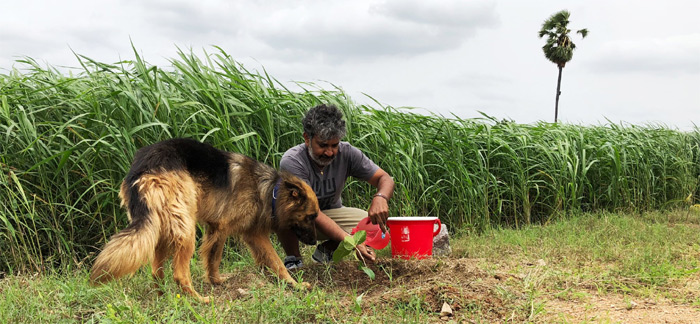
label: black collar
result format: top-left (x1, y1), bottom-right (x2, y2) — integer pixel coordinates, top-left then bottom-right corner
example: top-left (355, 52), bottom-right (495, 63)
top-left (271, 178), bottom-right (281, 218)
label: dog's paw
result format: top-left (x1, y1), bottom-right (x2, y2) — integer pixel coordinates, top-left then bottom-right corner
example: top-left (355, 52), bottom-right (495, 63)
top-left (207, 274), bottom-right (231, 285)
top-left (295, 281), bottom-right (311, 290)
top-left (200, 296), bottom-right (211, 304)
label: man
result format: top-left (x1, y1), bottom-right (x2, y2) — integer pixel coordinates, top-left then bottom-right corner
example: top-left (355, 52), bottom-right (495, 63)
top-left (279, 104), bottom-right (395, 269)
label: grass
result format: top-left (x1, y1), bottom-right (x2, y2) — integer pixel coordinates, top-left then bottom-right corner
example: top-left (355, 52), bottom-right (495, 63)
top-left (1, 47), bottom-right (699, 274)
top-left (457, 209), bottom-right (700, 301)
top-left (1, 209), bottom-right (699, 323)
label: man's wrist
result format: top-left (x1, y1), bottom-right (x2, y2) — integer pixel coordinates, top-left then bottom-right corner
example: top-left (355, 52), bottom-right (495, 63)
top-left (373, 193), bottom-right (389, 201)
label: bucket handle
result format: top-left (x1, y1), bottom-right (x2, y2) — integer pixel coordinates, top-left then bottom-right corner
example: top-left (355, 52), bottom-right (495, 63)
top-left (433, 218), bottom-right (442, 237)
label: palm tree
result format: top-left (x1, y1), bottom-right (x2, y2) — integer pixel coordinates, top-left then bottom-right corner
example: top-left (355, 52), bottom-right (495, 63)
top-left (538, 10), bottom-right (588, 123)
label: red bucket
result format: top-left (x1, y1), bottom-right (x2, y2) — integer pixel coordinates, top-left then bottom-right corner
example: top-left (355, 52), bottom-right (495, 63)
top-left (387, 217), bottom-right (441, 259)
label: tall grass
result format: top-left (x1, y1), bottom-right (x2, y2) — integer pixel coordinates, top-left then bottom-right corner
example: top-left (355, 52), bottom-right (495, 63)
top-left (1, 47), bottom-right (698, 273)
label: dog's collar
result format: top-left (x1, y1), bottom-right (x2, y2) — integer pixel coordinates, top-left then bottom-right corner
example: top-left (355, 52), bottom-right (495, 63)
top-left (271, 178), bottom-right (282, 219)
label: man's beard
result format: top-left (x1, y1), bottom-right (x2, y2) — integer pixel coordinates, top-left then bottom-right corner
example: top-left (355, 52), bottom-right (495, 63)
top-left (307, 145), bottom-right (334, 167)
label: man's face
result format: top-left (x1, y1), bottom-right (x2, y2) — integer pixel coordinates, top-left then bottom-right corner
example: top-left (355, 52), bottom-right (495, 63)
top-left (304, 134), bottom-right (340, 167)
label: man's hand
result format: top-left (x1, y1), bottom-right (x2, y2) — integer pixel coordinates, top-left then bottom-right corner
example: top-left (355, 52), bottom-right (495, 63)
top-left (367, 168), bottom-right (394, 233)
top-left (355, 243), bottom-right (376, 262)
top-left (368, 194), bottom-right (390, 233)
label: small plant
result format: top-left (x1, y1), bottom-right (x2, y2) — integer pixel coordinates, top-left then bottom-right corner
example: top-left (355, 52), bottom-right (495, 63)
top-left (379, 264), bottom-right (394, 282)
top-left (332, 230), bottom-right (375, 280)
top-left (353, 292), bottom-right (366, 313)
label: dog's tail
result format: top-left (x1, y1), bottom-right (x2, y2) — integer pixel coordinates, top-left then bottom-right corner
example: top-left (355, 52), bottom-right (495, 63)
top-left (90, 182), bottom-right (160, 284)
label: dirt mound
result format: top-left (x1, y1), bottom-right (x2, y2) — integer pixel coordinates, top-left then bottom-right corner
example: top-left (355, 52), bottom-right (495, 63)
top-left (211, 257), bottom-right (526, 322)
top-left (205, 257), bottom-right (700, 322)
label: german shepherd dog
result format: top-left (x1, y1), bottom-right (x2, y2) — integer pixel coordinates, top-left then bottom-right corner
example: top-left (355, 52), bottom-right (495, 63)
top-left (90, 138), bottom-right (319, 303)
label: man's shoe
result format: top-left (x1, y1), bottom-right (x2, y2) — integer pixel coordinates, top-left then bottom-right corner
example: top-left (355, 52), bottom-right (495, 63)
top-left (312, 243), bottom-right (335, 264)
top-left (284, 255), bottom-right (303, 270)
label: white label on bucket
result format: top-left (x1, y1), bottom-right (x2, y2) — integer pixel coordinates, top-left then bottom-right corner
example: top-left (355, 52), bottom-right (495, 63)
top-left (400, 226), bottom-right (410, 242)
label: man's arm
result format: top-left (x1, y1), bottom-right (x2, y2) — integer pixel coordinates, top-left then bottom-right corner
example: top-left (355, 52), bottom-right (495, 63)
top-left (315, 210), bottom-right (348, 242)
top-left (366, 168), bottom-right (394, 233)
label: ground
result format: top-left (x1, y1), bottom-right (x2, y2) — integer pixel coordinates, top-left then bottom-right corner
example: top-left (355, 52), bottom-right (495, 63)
top-left (207, 257), bottom-right (700, 323)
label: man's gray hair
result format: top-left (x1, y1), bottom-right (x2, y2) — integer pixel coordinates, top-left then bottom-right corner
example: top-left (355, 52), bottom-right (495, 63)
top-left (302, 104), bottom-right (347, 141)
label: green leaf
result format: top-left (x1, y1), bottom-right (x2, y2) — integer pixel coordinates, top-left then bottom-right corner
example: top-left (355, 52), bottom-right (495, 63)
top-left (353, 230), bottom-right (366, 245)
top-left (343, 234), bottom-right (356, 247)
top-left (332, 245), bottom-right (353, 263)
top-left (353, 292), bottom-right (365, 313)
top-left (332, 235), bottom-right (357, 262)
top-left (57, 148), bottom-right (74, 171)
top-left (360, 266), bottom-right (375, 280)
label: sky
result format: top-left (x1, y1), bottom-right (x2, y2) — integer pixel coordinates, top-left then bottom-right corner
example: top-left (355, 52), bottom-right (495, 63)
top-left (1, 0), bottom-right (699, 130)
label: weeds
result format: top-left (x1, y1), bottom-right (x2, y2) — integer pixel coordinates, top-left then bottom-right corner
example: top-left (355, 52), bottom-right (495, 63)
top-left (0, 211), bottom-right (699, 322)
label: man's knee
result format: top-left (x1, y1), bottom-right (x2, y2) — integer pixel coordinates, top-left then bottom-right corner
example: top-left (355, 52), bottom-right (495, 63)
top-left (323, 207), bottom-right (367, 232)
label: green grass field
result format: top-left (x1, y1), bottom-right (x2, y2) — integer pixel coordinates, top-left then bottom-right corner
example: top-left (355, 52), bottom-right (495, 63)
top-left (1, 210), bottom-right (699, 323)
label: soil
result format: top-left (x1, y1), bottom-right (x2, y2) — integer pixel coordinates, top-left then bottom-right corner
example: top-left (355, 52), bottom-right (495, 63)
top-left (209, 257), bottom-right (700, 323)
top-left (545, 294), bottom-right (700, 323)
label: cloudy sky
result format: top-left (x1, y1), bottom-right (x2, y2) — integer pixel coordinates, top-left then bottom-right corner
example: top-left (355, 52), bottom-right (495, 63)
top-left (2, 0), bottom-right (699, 130)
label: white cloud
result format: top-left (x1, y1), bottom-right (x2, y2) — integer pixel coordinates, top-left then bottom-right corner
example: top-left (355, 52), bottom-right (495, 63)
top-left (588, 34), bottom-right (700, 75)
top-left (139, 0), bottom-right (241, 38)
top-left (371, 0), bottom-right (499, 28)
top-left (246, 1), bottom-right (498, 61)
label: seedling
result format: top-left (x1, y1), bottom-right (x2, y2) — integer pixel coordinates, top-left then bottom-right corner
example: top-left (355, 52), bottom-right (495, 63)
top-left (332, 230), bottom-right (375, 280)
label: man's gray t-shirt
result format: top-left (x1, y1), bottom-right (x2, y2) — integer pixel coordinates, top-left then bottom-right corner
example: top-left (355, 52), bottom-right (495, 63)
top-left (280, 142), bottom-right (379, 210)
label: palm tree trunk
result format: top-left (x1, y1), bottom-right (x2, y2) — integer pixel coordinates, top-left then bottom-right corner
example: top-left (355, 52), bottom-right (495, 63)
top-left (554, 66), bottom-right (563, 123)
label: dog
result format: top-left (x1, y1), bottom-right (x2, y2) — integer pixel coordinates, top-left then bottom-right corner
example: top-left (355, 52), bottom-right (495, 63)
top-left (89, 138), bottom-right (319, 303)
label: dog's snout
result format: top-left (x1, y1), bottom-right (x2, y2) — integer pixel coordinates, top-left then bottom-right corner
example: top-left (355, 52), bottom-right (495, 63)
top-left (292, 224), bottom-right (317, 246)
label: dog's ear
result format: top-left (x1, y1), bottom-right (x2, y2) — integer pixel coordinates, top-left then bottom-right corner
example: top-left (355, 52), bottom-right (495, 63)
top-left (283, 180), bottom-right (303, 199)
top-left (280, 171), bottom-right (313, 203)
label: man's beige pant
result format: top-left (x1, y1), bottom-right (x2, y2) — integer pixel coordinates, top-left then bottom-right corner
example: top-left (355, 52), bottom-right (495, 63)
top-left (316, 207), bottom-right (367, 241)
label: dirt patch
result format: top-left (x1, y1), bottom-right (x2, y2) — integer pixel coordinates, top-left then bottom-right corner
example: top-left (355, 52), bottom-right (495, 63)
top-left (210, 257), bottom-right (528, 322)
top-left (543, 294), bottom-right (700, 323)
top-left (205, 255), bottom-right (700, 322)
top-left (310, 258), bottom-right (516, 319)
